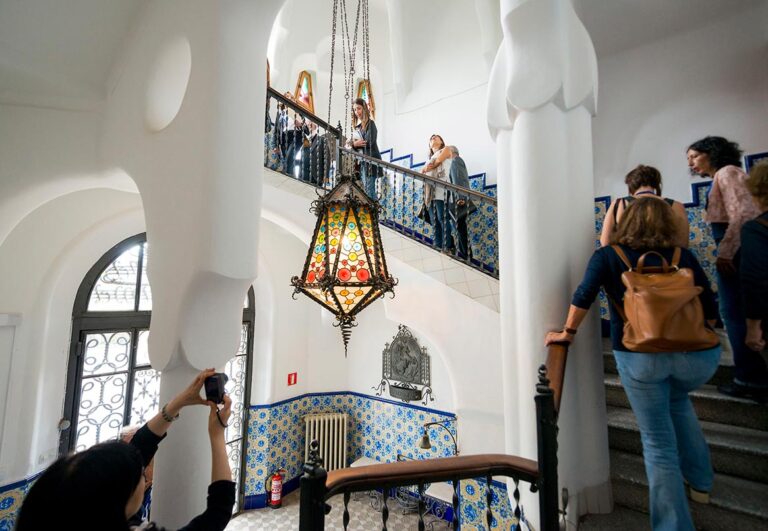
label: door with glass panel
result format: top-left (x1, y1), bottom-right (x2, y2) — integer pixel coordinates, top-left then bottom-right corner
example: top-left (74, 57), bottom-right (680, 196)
top-left (61, 233), bottom-right (254, 510)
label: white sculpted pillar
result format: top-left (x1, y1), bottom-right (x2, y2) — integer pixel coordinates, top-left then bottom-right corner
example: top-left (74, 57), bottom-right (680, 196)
top-left (487, 0), bottom-right (611, 526)
top-left (101, 0), bottom-right (285, 526)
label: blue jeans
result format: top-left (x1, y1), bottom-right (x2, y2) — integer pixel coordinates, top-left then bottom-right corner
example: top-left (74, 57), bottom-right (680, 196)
top-left (360, 162), bottom-right (377, 200)
top-left (429, 200), bottom-right (446, 249)
top-left (715, 270), bottom-right (768, 386)
top-left (614, 347), bottom-right (720, 531)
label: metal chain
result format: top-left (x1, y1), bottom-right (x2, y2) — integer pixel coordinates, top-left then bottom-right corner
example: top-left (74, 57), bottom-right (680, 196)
top-left (327, 0), bottom-right (339, 125)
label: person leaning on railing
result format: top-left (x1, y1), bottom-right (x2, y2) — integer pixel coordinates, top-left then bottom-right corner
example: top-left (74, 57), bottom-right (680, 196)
top-left (349, 98), bottom-right (381, 199)
top-left (741, 161), bottom-right (768, 360)
top-left (17, 369), bottom-right (235, 531)
top-left (422, 134), bottom-right (452, 251)
top-left (545, 197), bottom-right (720, 531)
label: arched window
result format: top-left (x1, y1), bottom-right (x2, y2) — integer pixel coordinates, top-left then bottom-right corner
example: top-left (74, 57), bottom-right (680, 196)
top-left (293, 70), bottom-right (315, 113)
top-left (61, 233), bottom-right (254, 509)
top-left (356, 78), bottom-right (375, 119)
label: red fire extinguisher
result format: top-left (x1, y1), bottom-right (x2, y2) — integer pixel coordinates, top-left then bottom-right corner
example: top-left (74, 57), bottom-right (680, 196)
top-left (265, 469), bottom-right (285, 509)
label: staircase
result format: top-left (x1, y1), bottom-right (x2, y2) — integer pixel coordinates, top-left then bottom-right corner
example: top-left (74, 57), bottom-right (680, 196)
top-left (582, 339), bottom-right (768, 530)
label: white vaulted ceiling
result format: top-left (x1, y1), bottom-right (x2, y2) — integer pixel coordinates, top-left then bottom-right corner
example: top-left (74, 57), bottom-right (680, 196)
top-left (0, 0), bottom-right (765, 110)
top-left (0, 0), bottom-right (147, 109)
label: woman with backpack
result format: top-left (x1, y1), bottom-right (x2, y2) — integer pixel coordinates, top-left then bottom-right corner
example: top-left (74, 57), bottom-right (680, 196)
top-left (546, 197), bottom-right (721, 531)
top-left (599, 164), bottom-right (689, 248)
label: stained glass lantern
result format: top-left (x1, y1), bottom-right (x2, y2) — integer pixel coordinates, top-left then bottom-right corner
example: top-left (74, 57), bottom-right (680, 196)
top-left (291, 174), bottom-right (397, 354)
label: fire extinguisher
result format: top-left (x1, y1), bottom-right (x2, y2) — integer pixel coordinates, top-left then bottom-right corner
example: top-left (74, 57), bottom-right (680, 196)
top-left (265, 469), bottom-right (285, 509)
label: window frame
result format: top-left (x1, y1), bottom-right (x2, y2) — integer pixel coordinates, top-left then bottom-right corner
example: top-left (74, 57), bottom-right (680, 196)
top-left (60, 233), bottom-right (255, 511)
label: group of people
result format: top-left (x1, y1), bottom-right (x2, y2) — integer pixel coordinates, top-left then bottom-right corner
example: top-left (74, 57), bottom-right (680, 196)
top-left (547, 135), bottom-right (768, 530)
top-left (266, 91), bottom-right (333, 187)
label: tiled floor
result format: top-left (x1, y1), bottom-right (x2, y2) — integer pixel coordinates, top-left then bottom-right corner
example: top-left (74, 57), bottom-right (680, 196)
top-left (227, 490), bottom-right (449, 531)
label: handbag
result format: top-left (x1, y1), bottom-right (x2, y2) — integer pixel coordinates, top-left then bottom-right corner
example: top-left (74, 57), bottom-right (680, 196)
top-left (417, 203), bottom-right (432, 225)
top-left (609, 245), bottom-right (720, 353)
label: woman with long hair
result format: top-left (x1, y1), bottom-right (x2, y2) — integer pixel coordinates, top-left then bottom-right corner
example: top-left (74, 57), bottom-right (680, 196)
top-left (546, 197), bottom-right (720, 530)
top-left (687, 136), bottom-right (767, 399)
top-left (350, 98), bottom-right (381, 199)
top-left (599, 164), bottom-right (689, 248)
top-left (17, 369), bottom-right (234, 531)
top-left (421, 134), bottom-right (453, 251)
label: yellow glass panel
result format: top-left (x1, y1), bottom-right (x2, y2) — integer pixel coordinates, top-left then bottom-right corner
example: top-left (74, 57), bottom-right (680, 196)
top-left (333, 286), bottom-right (371, 313)
top-left (335, 209), bottom-right (374, 284)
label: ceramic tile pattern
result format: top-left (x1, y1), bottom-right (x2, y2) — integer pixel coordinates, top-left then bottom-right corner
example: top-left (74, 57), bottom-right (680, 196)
top-left (0, 474), bottom-right (39, 531)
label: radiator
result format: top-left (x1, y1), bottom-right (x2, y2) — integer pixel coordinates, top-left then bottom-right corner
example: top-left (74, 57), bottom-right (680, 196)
top-left (304, 413), bottom-right (348, 471)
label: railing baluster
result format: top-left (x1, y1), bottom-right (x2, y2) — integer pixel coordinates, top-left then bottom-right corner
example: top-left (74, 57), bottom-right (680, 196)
top-left (343, 490), bottom-right (350, 531)
top-left (452, 478), bottom-right (460, 530)
top-left (382, 487), bottom-right (389, 531)
top-left (486, 473), bottom-right (494, 529)
top-left (513, 477), bottom-right (521, 521)
top-left (418, 481), bottom-right (426, 531)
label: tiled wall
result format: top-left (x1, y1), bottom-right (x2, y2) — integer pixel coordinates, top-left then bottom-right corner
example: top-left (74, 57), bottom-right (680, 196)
top-left (242, 391), bottom-right (524, 529)
top-left (243, 392), bottom-right (457, 508)
top-left (0, 474), bottom-right (40, 530)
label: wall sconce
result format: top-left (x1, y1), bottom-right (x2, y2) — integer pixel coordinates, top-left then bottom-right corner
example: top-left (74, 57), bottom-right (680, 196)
top-left (418, 419), bottom-right (458, 456)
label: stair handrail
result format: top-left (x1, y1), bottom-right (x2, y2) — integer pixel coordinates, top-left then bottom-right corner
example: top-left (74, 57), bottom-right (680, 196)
top-left (267, 86), bottom-right (342, 140)
top-left (299, 357), bottom-right (567, 530)
top-left (544, 343), bottom-right (568, 415)
top-left (338, 146), bottom-right (498, 206)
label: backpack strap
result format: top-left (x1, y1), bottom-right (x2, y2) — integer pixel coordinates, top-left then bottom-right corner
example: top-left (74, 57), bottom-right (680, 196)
top-left (664, 197), bottom-right (675, 206)
top-left (671, 247), bottom-right (682, 268)
top-left (611, 244), bottom-right (633, 270)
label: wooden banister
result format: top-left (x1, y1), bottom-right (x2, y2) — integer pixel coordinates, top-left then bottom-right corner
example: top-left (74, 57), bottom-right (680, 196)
top-left (324, 454), bottom-right (539, 499)
top-left (544, 343), bottom-right (569, 415)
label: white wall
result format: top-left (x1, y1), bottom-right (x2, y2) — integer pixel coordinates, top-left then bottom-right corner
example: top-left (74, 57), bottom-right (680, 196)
top-left (592, 3), bottom-right (768, 201)
top-left (260, 178), bottom-right (504, 455)
top-left (0, 190), bottom-right (144, 483)
top-left (0, 104), bottom-right (137, 247)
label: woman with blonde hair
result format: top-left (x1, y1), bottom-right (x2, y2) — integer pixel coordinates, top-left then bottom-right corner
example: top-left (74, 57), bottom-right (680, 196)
top-left (741, 161), bottom-right (768, 360)
top-left (546, 197), bottom-right (720, 530)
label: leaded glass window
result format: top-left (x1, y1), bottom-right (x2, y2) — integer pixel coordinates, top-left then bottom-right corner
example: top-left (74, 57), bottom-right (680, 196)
top-left (294, 70), bottom-right (315, 113)
top-left (63, 233), bottom-right (254, 511)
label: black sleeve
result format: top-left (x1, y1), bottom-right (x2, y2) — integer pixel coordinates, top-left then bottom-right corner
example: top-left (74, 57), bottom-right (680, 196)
top-left (740, 221), bottom-right (768, 319)
top-left (366, 121), bottom-right (379, 157)
top-left (177, 480), bottom-right (236, 531)
top-left (571, 249), bottom-right (609, 310)
top-left (130, 424), bottom-right (167, 467)
top-left (683, 249), bottom-right (719, 321)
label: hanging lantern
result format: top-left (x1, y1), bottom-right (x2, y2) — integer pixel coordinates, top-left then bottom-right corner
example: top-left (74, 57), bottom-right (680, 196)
top-left (291, 174), bottom-right (397, 354)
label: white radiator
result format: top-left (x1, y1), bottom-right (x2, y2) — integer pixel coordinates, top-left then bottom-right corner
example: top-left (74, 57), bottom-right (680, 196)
top-left (304, 412), bottom-right (348, 471)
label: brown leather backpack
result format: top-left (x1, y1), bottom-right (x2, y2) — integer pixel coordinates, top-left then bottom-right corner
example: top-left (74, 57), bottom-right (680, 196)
top-left (610, 245), bottom-right (720, 353)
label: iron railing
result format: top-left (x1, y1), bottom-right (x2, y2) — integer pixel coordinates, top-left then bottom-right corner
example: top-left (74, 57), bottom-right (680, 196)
top-left (264, 89), bottom-right (499, 278)
top-left (298, 343), bottom-right (568, 530)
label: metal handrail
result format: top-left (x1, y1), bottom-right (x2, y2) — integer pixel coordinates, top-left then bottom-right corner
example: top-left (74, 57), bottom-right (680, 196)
top-left (267, 86), bottom-right (341, 139)
top-left (338, 147), bottom-right (498, 206)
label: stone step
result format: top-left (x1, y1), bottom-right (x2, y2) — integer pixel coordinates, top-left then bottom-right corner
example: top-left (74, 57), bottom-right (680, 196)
top-left (610, 450), bottom-right (768, 530)
top-left (604, 375), bottom-right (768, 431)
top-left (579, 505), bottom-right (650, 530)
top-left (607, 406), bottom-right (768, 483)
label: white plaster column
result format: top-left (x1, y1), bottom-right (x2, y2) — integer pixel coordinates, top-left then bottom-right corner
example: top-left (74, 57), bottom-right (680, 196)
top-left (101, 0), bottom-right (285, 526)
top-left (384, 0), bottom-right (413, 102)
top-left (487, 0), bottom-right (611, 527)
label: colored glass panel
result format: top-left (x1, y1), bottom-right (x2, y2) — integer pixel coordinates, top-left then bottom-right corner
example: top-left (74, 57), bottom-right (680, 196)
top-left (299, 77), bottom-right (310, 107)
top-left (334, 209), bottom-right (373, 285)
top-left (333, 285), bottom-right (372, 313)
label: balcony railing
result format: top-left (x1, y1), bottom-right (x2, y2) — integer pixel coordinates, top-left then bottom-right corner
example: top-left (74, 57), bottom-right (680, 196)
top-left (265, 89), bottom-right (499, 278)
top-left (298, 343), bottom-right (568, 530)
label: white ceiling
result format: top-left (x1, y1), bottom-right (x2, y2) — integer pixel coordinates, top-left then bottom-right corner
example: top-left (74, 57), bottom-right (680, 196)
top-left (573, 0), bottom-right (767, 57)
top-left (0, 0), bottom-right (764, 109)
